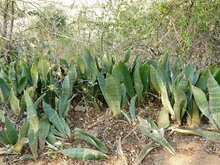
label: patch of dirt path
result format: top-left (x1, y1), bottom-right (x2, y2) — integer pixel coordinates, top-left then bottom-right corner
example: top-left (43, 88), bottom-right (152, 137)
top-left (146, 134), bottom-right (220, 165)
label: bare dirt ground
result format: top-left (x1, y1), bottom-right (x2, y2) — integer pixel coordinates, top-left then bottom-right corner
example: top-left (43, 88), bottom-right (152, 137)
top-left (1, 105), bottom-right (220, 165)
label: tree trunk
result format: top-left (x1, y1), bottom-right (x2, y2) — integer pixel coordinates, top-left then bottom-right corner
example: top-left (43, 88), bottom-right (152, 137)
top-left (9, 0), bottom-right (15, 41)
top-left (3, 0), bottom-right (9, 39)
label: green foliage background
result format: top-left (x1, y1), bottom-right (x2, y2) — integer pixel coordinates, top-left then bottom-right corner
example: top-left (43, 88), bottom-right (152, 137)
top-left (0, 0), bottom-right (219, 66)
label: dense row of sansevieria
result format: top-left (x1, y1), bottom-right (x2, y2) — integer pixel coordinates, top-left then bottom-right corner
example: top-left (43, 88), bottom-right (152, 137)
top-left (0, 50), bottom-right (219, 161)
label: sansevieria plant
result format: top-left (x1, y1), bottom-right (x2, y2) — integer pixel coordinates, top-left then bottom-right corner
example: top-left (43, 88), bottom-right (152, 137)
top-left (192, 73), bottom-right (220, 130)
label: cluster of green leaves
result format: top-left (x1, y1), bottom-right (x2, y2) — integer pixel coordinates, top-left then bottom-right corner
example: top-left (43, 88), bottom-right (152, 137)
top-left (0, 57), bottom-right (76, 158)
top-left (151, 55), bottom-right (220, 128)
top-left (79, 51), bottom-right (220, 129)
top-left (67, 50), bottom-right (220, 136)
top-left (0, 50), bottom-right (219, 160)
top-left (91, 52), bottom-right (220, 130)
